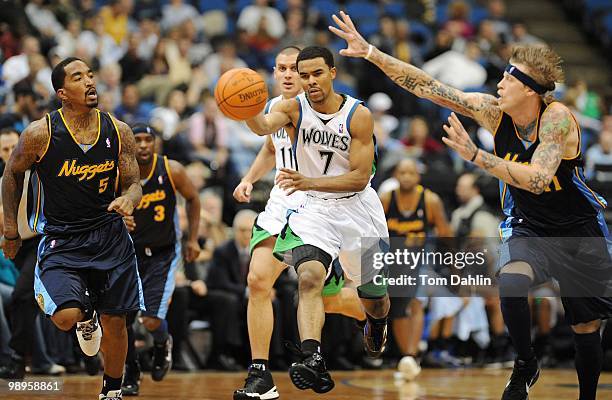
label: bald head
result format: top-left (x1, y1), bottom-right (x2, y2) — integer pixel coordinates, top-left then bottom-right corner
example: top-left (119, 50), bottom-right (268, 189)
top-left (456, 173), bottom-right (479, 204)
top-left (394, 158), bottom-right (420, 192)
top-left (233, 209), bottom-right (257, 249)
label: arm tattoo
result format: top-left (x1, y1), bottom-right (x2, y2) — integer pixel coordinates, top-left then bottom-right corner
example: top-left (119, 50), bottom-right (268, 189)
top-left (116, 120), bottom-right (142, 205)
top-left (506, 164), bottom-right (520, 185)
top-left (1, 118), bottom-right (48, 234)
top-left (528, 171), bottom-right (549, 194)
top-left (368, 48), bottom-right (501, 131)
top-left (480, 152), bottom-right (501, 170)
top-left (529, 106), bottom-right (572, 190)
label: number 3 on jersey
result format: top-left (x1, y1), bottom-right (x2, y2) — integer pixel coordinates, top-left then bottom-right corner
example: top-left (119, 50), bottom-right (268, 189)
top-left (154, 205), bottom-right (165, 222)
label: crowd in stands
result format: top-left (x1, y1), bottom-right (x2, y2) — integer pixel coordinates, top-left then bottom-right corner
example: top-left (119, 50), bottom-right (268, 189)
top-left (0, 0), bottom-right (611, 375)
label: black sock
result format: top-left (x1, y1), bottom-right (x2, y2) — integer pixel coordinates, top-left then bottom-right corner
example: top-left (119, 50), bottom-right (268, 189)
top-left (301, 339), bottom-right (321, 355)
top-left (251, 359), bottom-right (269, 370)
top-left (101, 374), bottom-right (123, 395)
top-left (574, 331), bottom-right (602, 400)
top-left (499, 273), bottom-right (534, 361)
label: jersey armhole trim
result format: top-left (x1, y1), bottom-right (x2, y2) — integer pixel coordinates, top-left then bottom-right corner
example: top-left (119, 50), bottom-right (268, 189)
top-left (39, 113), bottom-right (52, 163)
top-left (563, 112), bottom-right (581, 160)
top-left (143, 154), bottom-right (158, 183)
top-left (164, 156), bottom-right (177, 192)
top-left (492, 111), bottom-right (504, 138)
top-left (292, 98), bottom-right (302, 171)
top-left (345, 101), bottom-right (362, 137)
top-left (108, 112), bottom-right (122, 156)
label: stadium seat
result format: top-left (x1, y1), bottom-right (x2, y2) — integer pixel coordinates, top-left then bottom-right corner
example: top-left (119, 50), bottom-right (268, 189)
top-left (234, 0), bottom-right (252, 14)
top-left (344, 1), bottom-right (379, 22)
top-left (408, 20), bottom-right (434, 55)
top-left (359, 19), bottom-right (380, 39)
top-left (199, 0), bottom-right (229, 13)
top-left (311, 0), bottom-right (340, 18)
top-left (470, 6), bottom-right (489, 25)
top-left (383, 3), bottom-right (407, 18)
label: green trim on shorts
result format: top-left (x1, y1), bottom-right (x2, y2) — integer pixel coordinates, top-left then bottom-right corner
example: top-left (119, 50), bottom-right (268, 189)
top-left (358, 269), bottom-right (389, 298)
top-left (250, 223), bottom-right (273, 254)
top-left (322, 273), bottom-right (344, 297)
top-left (273, 224), bottom-right (304, 261)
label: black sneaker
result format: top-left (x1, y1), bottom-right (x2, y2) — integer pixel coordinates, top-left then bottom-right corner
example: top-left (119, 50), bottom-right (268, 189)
top-left (122, 360), bottom-right (141, 396)
top-left (289, 352), bottom-right (335, 393)
top-left (233, 364), bottom-right (279, 400)
top-left (501, 357), bottom-right (540, 400)
top-left (363, 318), bottom-right (387, 358)
top-left (0, 356), bottom-right (25, 379)
top-left (151, 335), bottom-right (173, 382)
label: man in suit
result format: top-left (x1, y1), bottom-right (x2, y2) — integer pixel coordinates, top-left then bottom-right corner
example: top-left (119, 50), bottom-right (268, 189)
top-left (203, 209), bottom-right (257, 369)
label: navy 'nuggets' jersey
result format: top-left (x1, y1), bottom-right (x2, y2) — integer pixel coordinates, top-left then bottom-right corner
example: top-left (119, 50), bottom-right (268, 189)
top-left (494, 101), bottom-right (605, 230)
top-left (132, 154), bottom-right (178, 249)
top-left (386, 186), bottom-right (431, 240)
top-left (28, 109), bottom-right (121, 235)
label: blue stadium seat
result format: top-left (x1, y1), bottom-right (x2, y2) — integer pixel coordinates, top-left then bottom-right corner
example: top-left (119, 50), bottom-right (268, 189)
top-left (436, 4), bottom-right (448, 25)
top-left (276, 0), bottom-right (288, 14)
top-left (311, 0), bottom-right (340, 17)
top-left (359, 19), bottom-right (380, 39)
top-left (470, 6), bottom-right (489, 25)
top-left (344, 1), bottom-right (379, 22)
top-left (408, 20), bottom-right (434, 56)
top-left (199, 0), bottom-right (229, 13)
top-left (383, 3), bottom-right (406, 18)
top-left (235, 0), bottom-right (253, 14)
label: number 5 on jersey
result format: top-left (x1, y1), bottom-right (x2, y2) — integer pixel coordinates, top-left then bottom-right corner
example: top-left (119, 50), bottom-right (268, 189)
top-left (99, 177), bottom-right (109, 193)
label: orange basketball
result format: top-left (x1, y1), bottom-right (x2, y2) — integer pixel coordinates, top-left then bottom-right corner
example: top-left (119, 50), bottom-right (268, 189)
top-left (214, 68), bottom-right (268, 121)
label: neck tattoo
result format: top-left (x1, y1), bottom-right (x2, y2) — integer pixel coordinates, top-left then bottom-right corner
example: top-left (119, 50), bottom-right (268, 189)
top-left (516, 119), bottom-right (537, 141)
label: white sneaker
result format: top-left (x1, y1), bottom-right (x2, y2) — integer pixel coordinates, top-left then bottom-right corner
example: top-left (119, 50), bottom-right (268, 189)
top-left (76, 311), bottom-right (102, 356)
top-left (99, 389), bottom-right (122, 399)
top-left (397, 356), bottom-right (422, 381)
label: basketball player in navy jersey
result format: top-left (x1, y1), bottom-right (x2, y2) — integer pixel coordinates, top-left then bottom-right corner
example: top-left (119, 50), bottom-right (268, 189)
top-left (381, 158), bottom-right (453, 378)
top-left (120, 124), bottom-right (201, 396)
top-left (1, 57), bottom-right (143, 400)
top-left (331, 11), bottom-right (612, 400)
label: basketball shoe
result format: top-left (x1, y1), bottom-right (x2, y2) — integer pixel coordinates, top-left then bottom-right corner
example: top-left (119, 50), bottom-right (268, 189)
top-left (501, 357), bottom-right (540, 400)
top-left (76, 311), bottom-right (102, 356)
top-left (99, 389), bottom-right (122, 399)
top-left (289, 350), bottom-right (334, 393)
top-left (121, 360), bottom-right (141, 396)
top-left (363, 318), bottom-right (387, 358)
top-left (151, 335), bottom-right (173, 381)
top-left (233, 363), bottom-right (279, 400)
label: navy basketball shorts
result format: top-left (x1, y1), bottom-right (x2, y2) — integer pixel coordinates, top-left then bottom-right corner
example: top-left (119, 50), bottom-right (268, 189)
top-left (135, 243), bottom-right (182, 320)
top-left (498, 218), bottom-right (612, 325)
top-left (34, 218), bottom-right (145, 317)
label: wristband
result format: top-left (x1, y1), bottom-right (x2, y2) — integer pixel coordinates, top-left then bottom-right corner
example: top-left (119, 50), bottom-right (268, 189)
top-left (470, 148), bottom-right (479, 162)
top-left (3, 234), bottom-right (20, 241)
top-left (365, 44), bottom-right (374, 60)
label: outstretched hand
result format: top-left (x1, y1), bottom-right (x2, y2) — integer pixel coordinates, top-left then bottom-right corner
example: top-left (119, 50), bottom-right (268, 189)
top-left (442, 113), bottom-right (479, 162)
top-left (328, 11), bottom-right (370, 58)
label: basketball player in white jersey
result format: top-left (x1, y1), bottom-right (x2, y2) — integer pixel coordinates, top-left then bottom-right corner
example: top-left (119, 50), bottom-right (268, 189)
top-left (244, 46), bottom-right (390, 394)
top-left (233, 46), bottom-right (366, 400)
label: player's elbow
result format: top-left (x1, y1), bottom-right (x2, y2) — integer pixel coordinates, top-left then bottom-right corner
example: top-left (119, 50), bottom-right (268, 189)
top-left (353, 173), bottom-right (370, 191)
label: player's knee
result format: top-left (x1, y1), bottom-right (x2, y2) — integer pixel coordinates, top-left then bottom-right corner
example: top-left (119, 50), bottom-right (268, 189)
top-left (247, 270), bottom-right (273, 298)
top-left (51, 310), bottom-right (80, 331)
top-left (297, 266), bottom-right (325, 294)
top-left (142, 316), bottom-right (161, 331)
top-left (100, 314), bottom-right (127, 336)
top-left (571, 319), bottom-right (601, 334)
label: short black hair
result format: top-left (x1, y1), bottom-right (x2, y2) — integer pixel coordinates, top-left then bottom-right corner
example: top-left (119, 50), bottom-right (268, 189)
top-left (0, 127), bottom-right (19, 137)
top-left (296, 46), bottom-right (334, 70)
top-left (13, 81), bottom-right (35, 99)
top-left (51, 57), bottom-right (84, 92)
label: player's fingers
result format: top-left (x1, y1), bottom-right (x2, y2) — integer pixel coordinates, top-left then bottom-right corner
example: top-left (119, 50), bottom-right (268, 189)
top-left (328, 25), bottom-right (349, 40)
top-left (441, 136), bottom-right (458, 150)
top-left (245, 185), bottom-right (252, 196)
top-left (448, 112), bottom-right (465, 133)
top-left (340, 11), bottom-right (358, 32)
top-left (442, 124), bottom-right (457, 139)
top-left (331, 14), bottom-right (351, 32)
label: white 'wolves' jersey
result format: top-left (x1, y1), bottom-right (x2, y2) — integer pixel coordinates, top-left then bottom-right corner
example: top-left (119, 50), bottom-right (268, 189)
top-left (265, 96), bottom-right (296, 175)
top-left (294, 92), bottom-right (370, 199)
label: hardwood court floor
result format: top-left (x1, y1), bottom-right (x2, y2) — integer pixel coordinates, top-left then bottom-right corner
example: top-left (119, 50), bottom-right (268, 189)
top-left (2, 369), bottom-right (611, 399)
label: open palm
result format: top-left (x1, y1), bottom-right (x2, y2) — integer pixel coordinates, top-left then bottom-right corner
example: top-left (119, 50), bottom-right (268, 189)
top-left (328, 11), bottom-right (370, 58)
